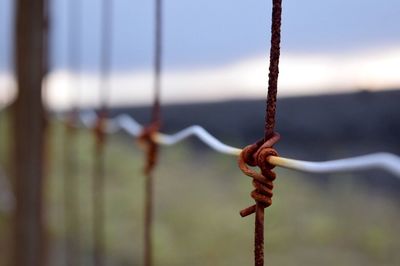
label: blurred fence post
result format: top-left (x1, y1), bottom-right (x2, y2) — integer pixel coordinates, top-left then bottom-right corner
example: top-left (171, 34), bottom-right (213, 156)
top-left (12, 0), bottom-right (48, 265)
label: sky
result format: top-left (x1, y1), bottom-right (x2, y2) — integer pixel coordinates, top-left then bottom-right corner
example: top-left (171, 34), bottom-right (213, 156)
top-left (1, 0), bottom-right (400, 109)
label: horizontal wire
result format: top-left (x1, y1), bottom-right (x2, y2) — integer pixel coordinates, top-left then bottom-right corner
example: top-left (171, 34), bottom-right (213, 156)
top-left (75, 111), bottom-right (400, 178)
top-left (155, 127), bottom-right (242, 155)
top-left (270, 154), bottom-right (400, 177)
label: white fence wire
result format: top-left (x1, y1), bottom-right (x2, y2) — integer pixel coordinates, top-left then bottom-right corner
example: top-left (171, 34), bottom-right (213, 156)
top-left (78, 111), bottom-right (400, 178)
top-left (1, 110), bottom-right (398, 212)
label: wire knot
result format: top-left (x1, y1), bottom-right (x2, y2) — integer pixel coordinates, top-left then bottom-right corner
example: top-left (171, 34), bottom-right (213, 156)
top-left (94, 109), bottom-right (108, 146)
top-left (239, 132), bottom-right (280, 217)
top-left (138, 122), bottom-right (160, 175)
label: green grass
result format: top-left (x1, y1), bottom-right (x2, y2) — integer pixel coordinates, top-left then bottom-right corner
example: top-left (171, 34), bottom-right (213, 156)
top-left (1, 118), bottom-right (400, 265)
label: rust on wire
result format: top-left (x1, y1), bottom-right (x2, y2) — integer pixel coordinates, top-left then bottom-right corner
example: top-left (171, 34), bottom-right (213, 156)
top-left (63, 107), bottom-right (81, 266)
top-left (139, 0), bottom-right (163, 265)
top-left (94, 109), bottom-right (108, 147)
top-left (138, 122), bottom-right (161, 266)
top-left (92, 108), bottom-right (107, 266)
top-left (137, 121), bottom-right (160, 266)
top-left (92, 0), bottom-right (114, 265)
top-left (64, 1), bottom-right (82, 252)
top-left (239, 1), bottom-right (283, 266)
top-left (138, 122), bottom-right (161, 176)
top-left (239, 133), bottom-right (280, 218)
top-left (64, 0), bottom-right (83, 264)
top-left (238, 133), bottom-right (279, 266)
top-left (152, 0), bottom-right (162, 124)
top-left (264, 0), bottom-right (282, 141)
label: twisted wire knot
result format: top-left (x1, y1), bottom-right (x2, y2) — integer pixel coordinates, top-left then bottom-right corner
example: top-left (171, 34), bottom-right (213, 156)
top-left (138, 122), bottom-right (160, 175)
top-left (239, 133), bottom-right (280, 217)
top-left (94, 110), bottom-right (108, 146)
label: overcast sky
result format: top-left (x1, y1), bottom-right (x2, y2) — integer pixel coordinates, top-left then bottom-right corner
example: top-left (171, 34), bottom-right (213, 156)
top-left (1, 0), bottom-right (400, 71)
top-left (1, 0), bottom-right (400, 108)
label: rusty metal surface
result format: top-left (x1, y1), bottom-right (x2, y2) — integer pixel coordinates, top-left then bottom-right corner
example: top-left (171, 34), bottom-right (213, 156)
top-left (239, 133), bottom-right (279, 266)
top-left (63, 112), bottom-right (81, 266)
top-left (152, 0), bottom-right (163, 125)
top-left (138, 1), bottom-right (164, 265)
top-left (92, 109), bottom-right (107, 266)
top-left (94, 109), bottom-right (108, 147)
top-left (138, 121), bottom-right (160, 266)
top-left (264, 0), bottom-right (282, 141)
top-left (240, 1), bottom-right (283, 265)
top-left (91, 0), bottom-right (115, 264)
top-left (139, 122), bottom-right (160, 176)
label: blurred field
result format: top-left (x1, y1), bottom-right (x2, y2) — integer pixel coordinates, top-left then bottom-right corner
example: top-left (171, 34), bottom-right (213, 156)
top-left (1, 110), bottom-right (400, 265)
top-left (45, 119), bottom-right (400, 265)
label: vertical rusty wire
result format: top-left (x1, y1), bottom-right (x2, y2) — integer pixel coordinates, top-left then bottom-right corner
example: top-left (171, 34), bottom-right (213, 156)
top-left (63, 111), bottom-right (80, 266)
top-left (92, 0), bottom-right (113, 265)
top-left (141, 1), bottom-right (163, 266)
top-left (99, 0), bottom-right (113, 110)
top-left (264, 0), bottom-right (282, 141)
top-left (239, 1), bottom-right (283, 266)
top-left (92, 109), bottom-right (107, 266)
top-left (257, 1), bottom-right (282, 265)
top-left (152, 0), bottom-right (162, 124)
top-left (63, 0), bottom-right (82, 265)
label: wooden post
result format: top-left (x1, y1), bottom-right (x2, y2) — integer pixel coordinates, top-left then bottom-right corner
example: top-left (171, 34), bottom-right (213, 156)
top-left (12, 0), bottom-right (47, 265)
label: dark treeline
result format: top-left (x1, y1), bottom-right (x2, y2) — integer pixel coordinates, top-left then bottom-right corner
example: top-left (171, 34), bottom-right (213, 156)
top-left (111, 90), bottom-right (400, 158)
top-left (110, 89), bottom-right (400, 191)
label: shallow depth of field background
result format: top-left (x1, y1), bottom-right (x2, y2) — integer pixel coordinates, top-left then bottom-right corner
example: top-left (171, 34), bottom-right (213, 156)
top-left (1, 112), bottom-right (400, 266)
top-left (1, 0), bottom-right (400, 265)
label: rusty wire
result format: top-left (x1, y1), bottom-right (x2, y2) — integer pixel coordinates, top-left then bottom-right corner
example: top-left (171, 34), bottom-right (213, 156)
top-left (93, 109), bottom-right (107, 266)
top-left (152, 0), bottom-right (162, 125)
top-left (138, 121), bottom-right (159, 266)
top-left (56, 0), bottom-right (400, 264)
top-left (92, 0), bottom-right (114, 265)
top-left (239, 134), bottom-right (280, 266)
top-left (63, 109), bottom-right (81, 266)
top-left (64, 0), bottom-right (82, 265)
top-left (264, 0), bottom-right (282, 141)
top-left (138, 1), bottom-right (163, 265)
top-left (239, 1), bottom-right (283, 265)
